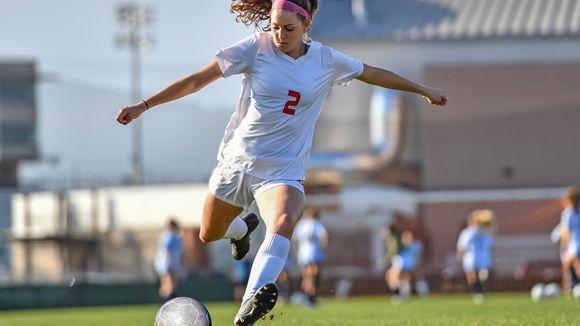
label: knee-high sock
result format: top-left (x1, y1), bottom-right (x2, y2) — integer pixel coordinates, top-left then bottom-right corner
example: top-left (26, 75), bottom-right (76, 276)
top-left (399, 280), bottom-right (411, 298)
top-left (469, 278), bottom-right (483, 295)
top-left (223, 216), bottom-right (247, 240)
top-left (570, 266), bottom-right (579, 287)
top-left (242, 233), bottom-right (290, 302)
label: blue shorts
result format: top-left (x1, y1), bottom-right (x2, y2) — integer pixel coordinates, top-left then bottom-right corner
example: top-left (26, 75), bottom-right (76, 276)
top-left (392, 255), bottom-right (416, 272)
top-left (155, 262), bottom-right (179, 276)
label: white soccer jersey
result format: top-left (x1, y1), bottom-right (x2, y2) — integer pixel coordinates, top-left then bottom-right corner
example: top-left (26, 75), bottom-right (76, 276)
top-left (214, 32), bottom-right (364, 180)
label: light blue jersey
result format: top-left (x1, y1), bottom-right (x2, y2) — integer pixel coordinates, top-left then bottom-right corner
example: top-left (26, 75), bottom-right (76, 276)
top-left (561, 207), bottom-right (580, 257)
top-left (457, 226), bottom-right (493, 272)
top-left (155, 230), bottom-right (183, 275)
top-left (293, 218), bottom-right (328, 266)
top-left (392, 240), bottom-right (423, 272)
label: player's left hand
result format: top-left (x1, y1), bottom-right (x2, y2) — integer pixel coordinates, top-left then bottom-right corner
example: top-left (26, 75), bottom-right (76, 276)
top-left (422, 87), bottom-right (448, 106)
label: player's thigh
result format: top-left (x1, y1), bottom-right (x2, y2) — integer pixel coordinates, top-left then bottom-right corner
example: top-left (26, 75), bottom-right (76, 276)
top-left (255, 185), bottom-right (305, 236)
top-left (200, 192), bottom-right (244, 241)
top-left (400, 271), bottom-right (412, 281)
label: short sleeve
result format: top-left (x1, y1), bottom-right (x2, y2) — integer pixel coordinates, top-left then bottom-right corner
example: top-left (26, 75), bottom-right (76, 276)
top-left (214, 33), bottom-right (261, 77)
top-left (292, 221), bottom-right (304, 241)
top-left (315, 223), bottom-right (327, 239)
top-left (457, 230), bottom-right (469, 250)
top-left (159, 232), bottom-right (171, 249)
top-left (550, 223), bottom-right (562, 242)
top-left (561, 209), bottom-right (572, 229)
top-left (330, 47), bottom-right (364, 86)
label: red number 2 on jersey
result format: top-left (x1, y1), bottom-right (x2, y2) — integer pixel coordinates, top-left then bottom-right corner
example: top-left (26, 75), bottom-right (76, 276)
top-left (282, 90), bottom-right (301, 115)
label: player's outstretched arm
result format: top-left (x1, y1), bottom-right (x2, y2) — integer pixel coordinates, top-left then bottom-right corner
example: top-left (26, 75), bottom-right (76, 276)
top-left (116, 59), bottom-right (223, 125)
top-left (356, 64), bottom-right (447, 106)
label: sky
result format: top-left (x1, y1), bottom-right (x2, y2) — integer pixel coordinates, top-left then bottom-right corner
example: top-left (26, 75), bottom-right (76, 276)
top-left (0, 0), bottom-right (257, 187)
top-left (0, 0), bottom-right (252, 107)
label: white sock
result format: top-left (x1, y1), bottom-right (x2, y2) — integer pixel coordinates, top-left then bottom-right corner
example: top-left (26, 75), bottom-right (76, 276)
top-left (415, 278), bottom-right (430, 297)
top-left (242, 233), bottom-right (290, 302)
top-left (400, 280), bottom-right (411, 298)
top-left (223, 216), bottom-right (248, 241)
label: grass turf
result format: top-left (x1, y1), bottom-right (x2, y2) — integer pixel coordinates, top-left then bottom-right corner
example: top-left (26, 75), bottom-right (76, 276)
top-left (0, 294), bottom-right (578, 325)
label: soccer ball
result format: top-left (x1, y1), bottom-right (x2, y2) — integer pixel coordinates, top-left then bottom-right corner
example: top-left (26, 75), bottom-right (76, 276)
top-left (154, 297), bottom-right (212, 326)
top-left (530, 283), bottom-right (545, 301)
top-left (573, 284), bottom-right (580, 300)
top-left (543, 283), bottom-right (561, 299)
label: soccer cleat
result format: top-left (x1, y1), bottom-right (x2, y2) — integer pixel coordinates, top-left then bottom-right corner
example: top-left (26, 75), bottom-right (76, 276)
top-left (231, 213), bottom-right (260, 260)
top-left (234, 283), bottom-right (278, 325)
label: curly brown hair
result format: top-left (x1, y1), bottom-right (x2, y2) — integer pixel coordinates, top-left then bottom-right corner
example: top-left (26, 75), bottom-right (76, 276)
top-left (230, 0), bottom-right (319, 31)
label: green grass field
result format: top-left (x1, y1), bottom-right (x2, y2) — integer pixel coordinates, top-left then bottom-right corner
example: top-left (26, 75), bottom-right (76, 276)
top-left (0, 294), bottom-right (578, 326)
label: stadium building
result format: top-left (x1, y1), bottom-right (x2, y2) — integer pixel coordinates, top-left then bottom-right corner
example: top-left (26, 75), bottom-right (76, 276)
top-left (306, 0), bottom-right (580, 293)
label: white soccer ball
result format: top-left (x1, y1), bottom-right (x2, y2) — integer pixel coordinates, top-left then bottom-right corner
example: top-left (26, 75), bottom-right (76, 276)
top-left (573, 284), bottom-right (580, 300)
top-left (154, 297), bottom-right (212, 326)
top-left (543, 283), bottom-right (561, 299)
top-left (530, 283), bottom-right (545, 302)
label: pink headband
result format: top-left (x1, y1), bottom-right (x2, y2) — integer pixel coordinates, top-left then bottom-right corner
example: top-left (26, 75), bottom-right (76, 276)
top-left (271, 0), bottom-right (309, 18)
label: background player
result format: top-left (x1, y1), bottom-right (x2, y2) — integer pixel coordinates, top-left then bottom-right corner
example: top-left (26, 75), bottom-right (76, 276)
top-left (558, 187), bottom-right (580, 294)
top-left (457, 209), bottom-right (495, 304)
top-left (293, 207), bottom-right (328, 307)
top-left (386, 230), bottom-right (424, 302)
top-left (154, 218), bottom-right (183, 303)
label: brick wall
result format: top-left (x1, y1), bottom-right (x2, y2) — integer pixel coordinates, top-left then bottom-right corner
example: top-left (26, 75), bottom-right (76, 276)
top-left (423, 64), bottom-right (580, 190)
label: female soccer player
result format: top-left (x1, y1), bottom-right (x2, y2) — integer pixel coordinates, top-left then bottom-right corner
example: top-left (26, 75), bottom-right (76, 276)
top-left (559, 187), bottom-right (580, 293)
top-left (293, 207), bottom-right (328, 306)
top-left (386, 230), bottom-right (425, 302)
top-left (456, 209), bottom-right (495, 304)
top-left (154, 218), bottom-right (183, 303)
top-left (116, 0), bottom-right (447, 324)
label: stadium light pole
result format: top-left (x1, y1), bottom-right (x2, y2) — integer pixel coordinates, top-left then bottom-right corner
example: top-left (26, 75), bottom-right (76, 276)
top-left (115, 2), bottom-right (153, 185)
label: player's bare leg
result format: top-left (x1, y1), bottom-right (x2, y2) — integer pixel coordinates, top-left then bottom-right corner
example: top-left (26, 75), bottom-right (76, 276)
top-left (199, 193), bottom-right (244, 243)
top-left (465, 270), bottom-right (484, 304)
top-left (301, 263), bottom-right (320, 306)
top-left (256, 185), bottom-right (305, 238)
top-left (199, 193), bottom-right (260, 260)
top-left (387, 266), bottom-right (402, 292)
top-left (159, 273), bottom-right (177, 303)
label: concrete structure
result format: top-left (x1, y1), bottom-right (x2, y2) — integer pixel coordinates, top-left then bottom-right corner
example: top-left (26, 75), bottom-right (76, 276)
top-left (8, 184), bottom-right (210, 283)
top-left (311, 0), bottom-right (580, 189)
top-left (0, 62), bottom-right (37, 187)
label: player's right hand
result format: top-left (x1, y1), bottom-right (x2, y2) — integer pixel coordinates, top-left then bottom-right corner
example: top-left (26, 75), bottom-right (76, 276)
top-left (116, 102), bottom-right (147, 125)
top-left (422, 87), bottom-right (448, 107)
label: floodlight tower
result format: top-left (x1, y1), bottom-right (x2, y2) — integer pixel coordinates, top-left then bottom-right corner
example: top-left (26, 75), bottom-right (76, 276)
top-left (115, 2), bottom-right (153, 185)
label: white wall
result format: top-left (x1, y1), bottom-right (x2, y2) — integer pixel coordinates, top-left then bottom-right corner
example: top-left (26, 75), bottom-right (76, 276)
top-left (11, 183), bottom-right (209, 237)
